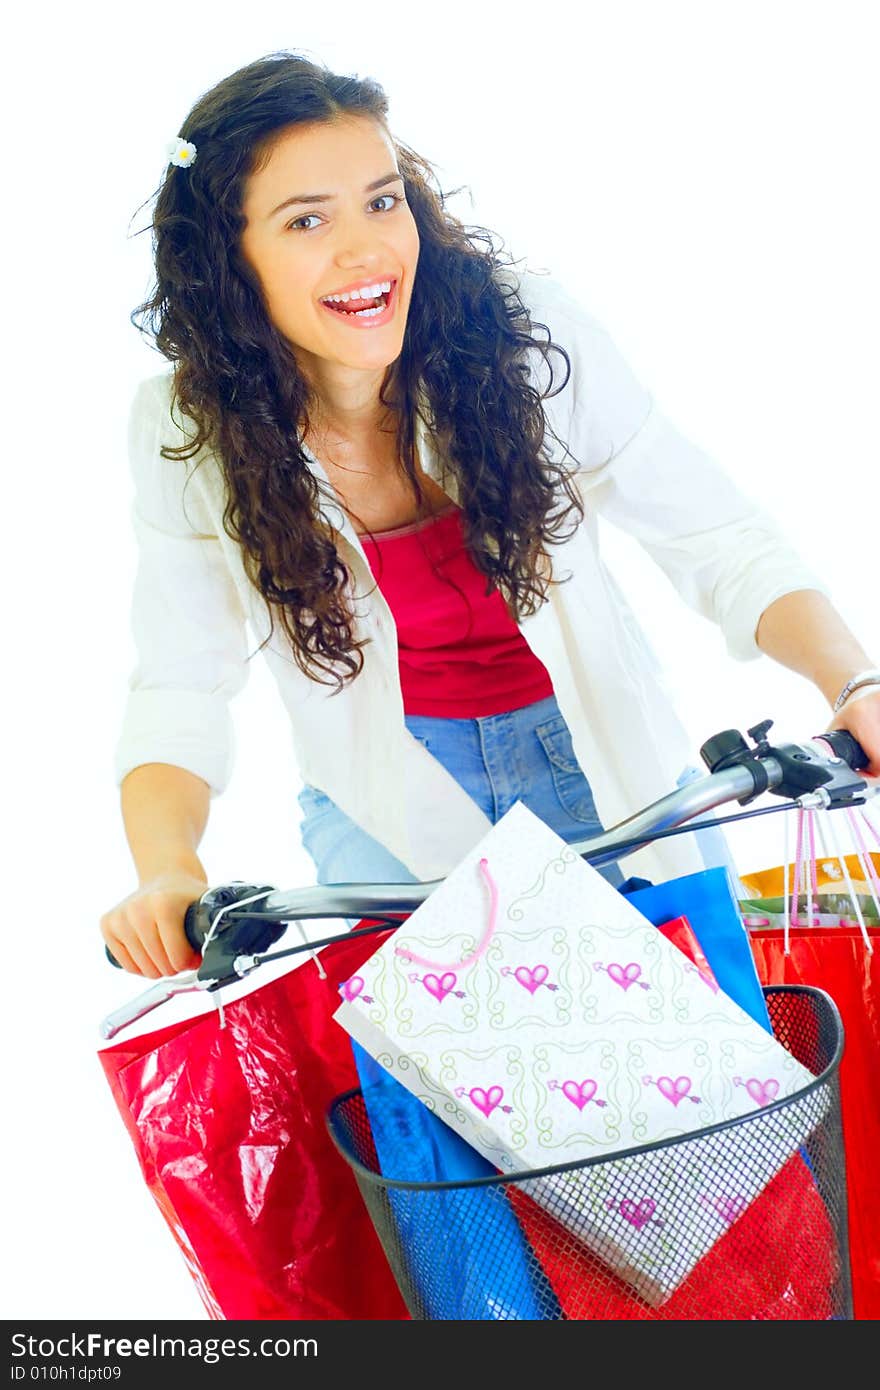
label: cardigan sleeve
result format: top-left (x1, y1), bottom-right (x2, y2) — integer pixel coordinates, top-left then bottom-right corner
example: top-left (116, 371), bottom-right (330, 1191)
top-left (527, 273), bottom-right (830, 660)
top-left (112, 375), bottom-right (250, 794)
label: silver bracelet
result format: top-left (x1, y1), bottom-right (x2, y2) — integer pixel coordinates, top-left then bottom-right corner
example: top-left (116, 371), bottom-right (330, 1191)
top-left (833, 669), bottom-right (880, 712)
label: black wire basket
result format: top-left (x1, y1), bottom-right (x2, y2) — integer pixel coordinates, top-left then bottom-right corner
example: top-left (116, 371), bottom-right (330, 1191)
top-left (327, 986), bottom-right (851, 1320)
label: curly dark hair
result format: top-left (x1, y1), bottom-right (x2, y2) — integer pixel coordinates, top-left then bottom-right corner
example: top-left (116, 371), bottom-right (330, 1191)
top-left (132, 50), bottom-right (583, 690)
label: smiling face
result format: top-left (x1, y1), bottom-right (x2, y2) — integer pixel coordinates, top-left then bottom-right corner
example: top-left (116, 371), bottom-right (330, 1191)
top-left (239, 115), bottom-right (420, 410)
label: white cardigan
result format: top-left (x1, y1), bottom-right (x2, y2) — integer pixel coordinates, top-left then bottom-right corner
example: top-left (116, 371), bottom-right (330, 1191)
top-left (114, 269), bottom-right (825, 883)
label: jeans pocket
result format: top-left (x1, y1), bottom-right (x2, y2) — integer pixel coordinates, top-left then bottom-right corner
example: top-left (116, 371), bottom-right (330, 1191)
top-left (534, 715), bottom-right (601, 825)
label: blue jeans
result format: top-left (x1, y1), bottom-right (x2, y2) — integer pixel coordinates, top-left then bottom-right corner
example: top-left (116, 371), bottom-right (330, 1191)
top-left (297, 693), bottom-right (624, 888)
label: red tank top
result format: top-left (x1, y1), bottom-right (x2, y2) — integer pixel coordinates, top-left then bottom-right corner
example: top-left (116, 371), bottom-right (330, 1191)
top-left (360, 504), bottom-right (554, 717)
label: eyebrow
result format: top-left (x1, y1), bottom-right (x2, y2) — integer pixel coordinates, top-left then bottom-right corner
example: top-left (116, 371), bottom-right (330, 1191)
top-left (268, 172), bottom-right (405, 219)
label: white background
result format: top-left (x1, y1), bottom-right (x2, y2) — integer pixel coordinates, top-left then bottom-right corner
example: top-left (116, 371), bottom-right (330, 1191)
top-left (4, 0), bottom-right (877, 1321)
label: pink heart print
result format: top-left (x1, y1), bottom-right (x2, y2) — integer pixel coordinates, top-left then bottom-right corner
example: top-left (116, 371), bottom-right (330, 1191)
top-left (514, 964), bottom-right (549, 995)
top-left (715, 1196), bottom-right (747, 1225)
top-left (422, 972), bottom-right (458, 1002)
top-left (469, 1086), bottom-right (504, 1118)
top-left (607, 962), bottom-right (642, 990)
top-left (561, 1079), bottom-right (598, 1111)
top-left (657, 1075), bottom-right (692, 1106)
top-left (619, 1199), bottom-right (656, 1230)
top-left (745, 1078), bottom-right (780, 1106)
top-left (340, 976), bottom-right (364, 1002)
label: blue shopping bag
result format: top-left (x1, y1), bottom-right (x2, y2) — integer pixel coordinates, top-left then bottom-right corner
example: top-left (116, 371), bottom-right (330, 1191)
top-left (622, 867), bottom-right (771, 1032)
top-left (351, 1041), bottom-right (559, 1320)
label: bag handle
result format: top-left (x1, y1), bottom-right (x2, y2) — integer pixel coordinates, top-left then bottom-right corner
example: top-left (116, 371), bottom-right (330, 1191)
top-left (789, 807), bottom-right (876, 953)
top-left (844, 809), bottom-right (880, 936)
top-left (394, 857), bottom-right (498, 971)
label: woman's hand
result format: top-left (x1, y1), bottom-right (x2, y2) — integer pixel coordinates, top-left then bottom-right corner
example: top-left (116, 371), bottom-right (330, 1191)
top-left (753, 592), bottom-right (879, 777)
top-left (827, 687), bottom-right (880, 779)
top-left (100, 871), bottom-right (207, 978)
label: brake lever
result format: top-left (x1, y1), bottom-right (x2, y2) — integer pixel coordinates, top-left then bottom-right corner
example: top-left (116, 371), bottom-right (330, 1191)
top-left (99, 969), bottom-right (204, 1041)
top-left (99, 922), bottom-right (278, 1041)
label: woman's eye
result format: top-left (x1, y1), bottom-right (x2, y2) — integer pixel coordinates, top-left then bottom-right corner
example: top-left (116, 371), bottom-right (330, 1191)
top-left (286, 193), bottom-right (403, 232)
top-left (288, 213), bottom-right (322, 231)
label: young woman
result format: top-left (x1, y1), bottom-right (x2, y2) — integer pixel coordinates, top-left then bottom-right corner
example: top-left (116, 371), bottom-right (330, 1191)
top-left (100, 51), bottom-right (879, 979)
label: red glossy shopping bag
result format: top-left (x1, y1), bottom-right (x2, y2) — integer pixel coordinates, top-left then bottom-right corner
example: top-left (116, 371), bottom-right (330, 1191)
top-left (749, 925), bottom-right (880, 1320)
top-left (98, 928), bottom-right (408, 1321)
top-left (509, 1151), bottom-right (836, 1320)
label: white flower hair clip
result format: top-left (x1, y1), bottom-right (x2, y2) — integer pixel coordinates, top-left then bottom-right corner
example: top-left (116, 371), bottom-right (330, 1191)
top-left (167, 136), bottom-right (197, 169)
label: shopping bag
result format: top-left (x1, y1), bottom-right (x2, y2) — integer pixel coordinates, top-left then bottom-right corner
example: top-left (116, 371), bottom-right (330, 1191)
top-left (350, 1041), bottom-right (560, 1320)
top-left (335, 802), bottom-right (821, 1306)
top-left (740, 851), bottom-right (880, 903)
top-left (742, 802), bottom-right (880, 1319)
top-left (750, 924), bottom-right (880, 1320)
top-left (99, 929), bottom-right (409, 1321)
top-left (622, 867), bottom-right (770, 1030)
top-left (654, 915), bottom-right (716, 988)
top-left (740, 846), bottom-right (880, 928)
top-left (740, 899), bottom-right (880, 928)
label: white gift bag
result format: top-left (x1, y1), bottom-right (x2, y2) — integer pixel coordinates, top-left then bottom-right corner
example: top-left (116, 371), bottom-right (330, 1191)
top-left (334, 802), bottom-right (822, 1305)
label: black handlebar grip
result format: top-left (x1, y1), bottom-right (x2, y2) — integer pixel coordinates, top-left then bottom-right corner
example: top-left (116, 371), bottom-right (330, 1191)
top-left (818, 729), bottom-right (870, 770)
top-left (183, 899), bottom-right (207, 949)
top-left (104, 896), bottom-right (206, 970)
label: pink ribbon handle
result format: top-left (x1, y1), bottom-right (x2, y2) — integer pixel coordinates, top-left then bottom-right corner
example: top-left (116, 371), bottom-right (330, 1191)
top-left (395, 857), bottom-right (499, 971)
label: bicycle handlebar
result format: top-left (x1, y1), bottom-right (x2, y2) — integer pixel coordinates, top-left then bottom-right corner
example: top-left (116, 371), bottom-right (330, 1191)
top-left (100, 720), bottom-right (872, 1035)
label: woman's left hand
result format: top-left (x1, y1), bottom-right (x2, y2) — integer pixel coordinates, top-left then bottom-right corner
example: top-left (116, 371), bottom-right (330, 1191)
top-left (827, 688), bottom-right (880, 779)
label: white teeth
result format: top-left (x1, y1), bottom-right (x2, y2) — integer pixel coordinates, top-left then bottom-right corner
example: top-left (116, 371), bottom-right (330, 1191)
top-left (322, 279), bottom-right (392, 304)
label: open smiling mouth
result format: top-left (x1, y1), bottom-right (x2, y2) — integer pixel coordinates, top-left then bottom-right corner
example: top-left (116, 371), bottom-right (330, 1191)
top-left (319, 279), bottom-right (398, 326)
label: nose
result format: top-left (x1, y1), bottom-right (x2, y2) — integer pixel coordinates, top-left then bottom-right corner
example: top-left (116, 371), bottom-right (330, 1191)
top-left (334, 246), bottom-right (384, 273)
top-left (331, 212), bottom-right (388, 270)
